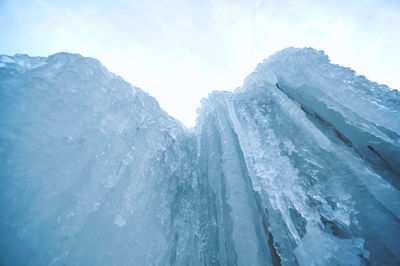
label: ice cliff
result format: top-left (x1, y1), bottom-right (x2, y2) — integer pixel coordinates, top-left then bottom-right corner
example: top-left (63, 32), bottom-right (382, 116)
top-left (1, 48), bottom-right (399, 265)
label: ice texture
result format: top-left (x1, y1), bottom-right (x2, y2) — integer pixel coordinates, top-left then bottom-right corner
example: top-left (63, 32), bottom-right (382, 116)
top-left (1, 48), bottom-right (399, 265)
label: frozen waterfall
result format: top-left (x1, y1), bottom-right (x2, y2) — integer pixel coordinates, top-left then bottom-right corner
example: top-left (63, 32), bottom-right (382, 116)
top-left (1, 48), bottom-right (399, 265)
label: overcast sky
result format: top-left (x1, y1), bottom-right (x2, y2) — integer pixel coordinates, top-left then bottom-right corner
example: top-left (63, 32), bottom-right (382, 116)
top-left (1, 0), bottom-right (399, 126)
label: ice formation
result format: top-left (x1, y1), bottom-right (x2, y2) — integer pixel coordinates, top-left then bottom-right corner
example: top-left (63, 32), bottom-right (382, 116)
top-left (1, 48), bottom-right (399, 265)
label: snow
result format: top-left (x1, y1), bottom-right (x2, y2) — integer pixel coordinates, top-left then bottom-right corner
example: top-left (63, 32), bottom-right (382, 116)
top-left (1, 48), bottom-right (399, 265)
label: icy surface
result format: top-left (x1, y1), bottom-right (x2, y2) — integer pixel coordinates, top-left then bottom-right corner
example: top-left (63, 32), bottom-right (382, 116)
top-left (1, 48), bottom-right (400, 265)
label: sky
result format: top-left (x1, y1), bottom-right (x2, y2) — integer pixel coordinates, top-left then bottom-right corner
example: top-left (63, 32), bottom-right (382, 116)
top-left (1, 0), bottom-right (399, 127)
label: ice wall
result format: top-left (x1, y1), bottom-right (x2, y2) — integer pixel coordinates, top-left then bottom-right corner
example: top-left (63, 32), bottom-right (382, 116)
top-left (1, 48), bottom-right (399, 265)
top-left (0, 53), bottom-right (203, 265)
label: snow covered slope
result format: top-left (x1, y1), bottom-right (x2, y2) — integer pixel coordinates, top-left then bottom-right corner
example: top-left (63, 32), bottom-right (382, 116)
top-left (1, 48), bottom-right (399, 265)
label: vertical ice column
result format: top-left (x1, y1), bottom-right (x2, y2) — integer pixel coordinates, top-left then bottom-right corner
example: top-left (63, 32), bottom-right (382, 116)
top-left (197, 92), bottom-right (272, 265)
